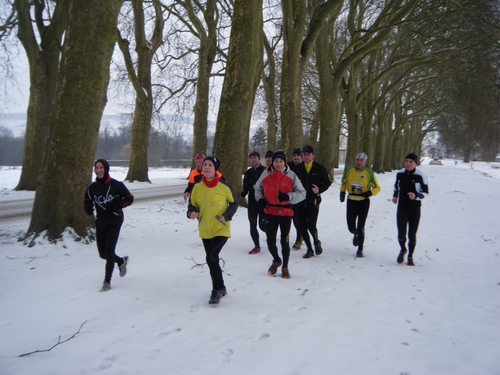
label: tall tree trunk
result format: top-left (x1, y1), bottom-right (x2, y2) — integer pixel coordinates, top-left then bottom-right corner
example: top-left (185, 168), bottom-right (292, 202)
top-left (213, 0), bottom-right (263, 196)
top-left (280, 0), bottom-right (342, 155)
top-left (280, 0), bottom-right (307, 154)
top-left (314, 16), bottom-right (341, 173)
top-left (190, 0), bottom-right (218, 161)
top-left (123, 0), bottom-right (163, 182)
top-left (262, 33), bottom-right (278, 151)
top-left (26, 0), bottom-right (124, 243)
top-left (14, 0), bottom-right (69, 191)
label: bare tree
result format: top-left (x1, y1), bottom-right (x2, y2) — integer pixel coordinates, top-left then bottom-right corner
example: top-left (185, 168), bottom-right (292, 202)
top-left (213, 0), bottom-right (263, 196)
top-left (117, 0), bottom-right (164, 182)
top-left (26, 0), bottom-right (124, 243)
top-left (279, 0), bottom-right (343, 155)
top-left (12, 0), bottom-right (69, 191)
top-left (160, 0), bottom-right (228, 166)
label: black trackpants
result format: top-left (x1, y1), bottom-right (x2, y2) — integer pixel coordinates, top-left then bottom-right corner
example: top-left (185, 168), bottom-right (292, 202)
top-left (396, 205), bottom-right (421, 255)
top-left (202, 236), bottom-right (228, 291)
top-left (296, 204), bottom-right (320, 251)
top-left (346, 198), bottom-right (370, 248)
top-left (292, 206), bottom-right (301, 242)
top-left (247, 202), bottom-right (264, 248)
top-left (265, 215), bottom-right (292, 267)
top-left (96, 223), bottom-right (124, 284)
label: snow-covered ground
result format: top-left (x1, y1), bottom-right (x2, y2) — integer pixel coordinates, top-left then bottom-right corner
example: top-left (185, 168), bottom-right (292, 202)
top-left (0, 159), bottom-right (499, 375)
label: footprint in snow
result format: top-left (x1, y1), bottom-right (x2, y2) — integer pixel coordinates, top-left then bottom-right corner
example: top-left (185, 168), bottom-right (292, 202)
top-left (260, 314), bottom-right (270, 323)
top-left (97, 355), bottom-right (118, 370)
top-left (189, 303), bottom-right (200, 312)
top-left (221, 348), bottom-right (233, 363)
top-left (258, 333), bottom-right (270, 341)
top-left (158, 328), bottom-right (182, 338)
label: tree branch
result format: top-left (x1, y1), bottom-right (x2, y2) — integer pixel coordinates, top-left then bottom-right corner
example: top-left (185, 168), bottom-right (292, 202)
top-left (19, 321), bottom-right (87, 357)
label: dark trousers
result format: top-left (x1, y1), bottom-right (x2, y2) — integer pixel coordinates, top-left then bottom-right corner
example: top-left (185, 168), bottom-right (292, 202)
top-left (247, 202), bottom-right (264, 248)
top-left (202, 236), bottom-right (228, 291)
top-left (346, 199), bottom-right (370, 248)
top-left (396, 205), bottom-right (421, 255)
top-left (96, 223), bottom-right (123, 284)
top-left (296, 204), bottom-right (320, 251)
top-left (265, 215), bottom-right (292, 267)
top-left (292, 206), bottom-right (301, 242)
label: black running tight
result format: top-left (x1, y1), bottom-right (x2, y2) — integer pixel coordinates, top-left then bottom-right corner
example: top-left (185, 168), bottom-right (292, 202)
top-left (96, 223), bottom-right (123, 283)
top-left (346, 198), bottom-right (370, 246)
top-left (202, 236), bottom-right (228, 291)
top-left (396, 205), bottom-right (421, 253)
top-left (265, 215), bottom-right (292, 267)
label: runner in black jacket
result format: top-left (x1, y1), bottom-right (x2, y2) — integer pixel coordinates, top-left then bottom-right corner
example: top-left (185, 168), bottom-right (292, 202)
top-left (293, 145), bottom-right (332, 258)
top-left (241, 151), bottom-right (266, 254)
top-left (84, 159), bottom-right (134, 291)
top-left (287, 148), bottom-right (303, 249)
top-left (392, 153), bottom-right (429, 266)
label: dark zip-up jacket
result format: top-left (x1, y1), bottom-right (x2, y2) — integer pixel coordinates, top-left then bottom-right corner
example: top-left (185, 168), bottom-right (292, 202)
top-left (293, 161), bottom-right (332, 206)
top-left (84, 175), bottom-right (134, 226)
top-left (393, 168), bottom-right (429, 207)
top-left (242, 164), bottom-right (266, 203)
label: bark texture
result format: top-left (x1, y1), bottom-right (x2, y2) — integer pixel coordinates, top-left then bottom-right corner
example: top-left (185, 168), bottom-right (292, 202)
top-left (26, 0), bottom-right (124, 243)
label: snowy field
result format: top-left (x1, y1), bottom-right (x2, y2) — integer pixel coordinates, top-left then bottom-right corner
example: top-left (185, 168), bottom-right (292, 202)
top-left (0, 159), bottom-right (499, 375)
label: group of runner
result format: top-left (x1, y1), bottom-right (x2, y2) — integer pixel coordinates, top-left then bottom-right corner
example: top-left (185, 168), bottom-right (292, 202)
top-left (83, 150), bottom-right (428, 304)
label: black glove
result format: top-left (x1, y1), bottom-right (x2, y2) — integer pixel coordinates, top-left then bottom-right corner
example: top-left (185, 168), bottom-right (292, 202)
top-left (278, 192), bottom-right (289, 202)
top-left (339, 192), bottom-right (346, 202)
top-left (187, 207), bottom-right (198, 218)
top-left (241, 190), bottom-right (247, 198)
top-left (362, 191), bottom-right (372, 198)
top-left (258, 198), bottom-right (267, 209)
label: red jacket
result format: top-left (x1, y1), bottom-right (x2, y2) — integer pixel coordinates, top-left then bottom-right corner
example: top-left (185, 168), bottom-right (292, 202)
top-left (254, 166), bottom-right (306, 217)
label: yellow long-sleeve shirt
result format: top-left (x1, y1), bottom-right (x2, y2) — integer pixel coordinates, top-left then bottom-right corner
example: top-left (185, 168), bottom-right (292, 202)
top-left (340, 166), bottom-right (381, 201)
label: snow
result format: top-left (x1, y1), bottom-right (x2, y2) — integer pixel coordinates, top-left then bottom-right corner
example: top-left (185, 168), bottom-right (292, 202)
top-left (0, 159), bottom-right (499, 375)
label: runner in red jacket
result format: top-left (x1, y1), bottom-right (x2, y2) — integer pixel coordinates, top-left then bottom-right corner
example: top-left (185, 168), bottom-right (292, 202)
top-left (254, 151), bottom-right (305, 279)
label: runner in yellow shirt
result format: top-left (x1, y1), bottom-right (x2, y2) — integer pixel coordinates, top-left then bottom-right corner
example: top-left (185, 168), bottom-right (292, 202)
top-left (340, 153), bottom-right (380, 258)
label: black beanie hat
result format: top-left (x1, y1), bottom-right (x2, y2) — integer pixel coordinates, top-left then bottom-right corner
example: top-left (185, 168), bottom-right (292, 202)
top-left (405, 153), bottom-right (418, 163)
top-left (95, 159), bottom-right (110, 173)
top-left (203, 156), bottom-right (220, 171)
top-left (292, 148), bottom-right (302, 156)
top-left (265, 150), bottom-right (274, 158)
top-left (272, 150), bottom-right (286, 164)
top-left (302, 145), bottom-right (314, 154)
top-left (249, 150), bottom-right (260, 158)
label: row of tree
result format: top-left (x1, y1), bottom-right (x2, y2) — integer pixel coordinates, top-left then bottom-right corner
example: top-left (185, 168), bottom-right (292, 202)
top-left (0, 0), bottom-right (498, 242)
top-left (0, 126), bottom-right (23, 165)
top-left (0, 121), bottom-right (197, 166)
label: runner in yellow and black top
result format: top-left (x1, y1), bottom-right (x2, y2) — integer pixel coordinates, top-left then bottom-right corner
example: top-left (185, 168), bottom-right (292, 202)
top-left (340, 153), bottom-right (380, 258)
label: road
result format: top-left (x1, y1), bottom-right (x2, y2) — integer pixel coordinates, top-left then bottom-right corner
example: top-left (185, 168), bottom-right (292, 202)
top-left (0, 184), bottom-right (185, 222)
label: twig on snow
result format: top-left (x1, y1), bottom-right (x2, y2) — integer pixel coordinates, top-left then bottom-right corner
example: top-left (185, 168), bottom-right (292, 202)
top-left (19, 321), bottom-right (87, 357)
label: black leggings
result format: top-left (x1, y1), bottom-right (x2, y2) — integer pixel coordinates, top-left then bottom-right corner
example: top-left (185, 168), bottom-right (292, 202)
top-left (292, 206), bottom-right (301, 242)
top-left (396, 205), bottom-right (421, 254)
top-left (296, 204), bottom-right (320, 251)
top-left (96, 223), bottom-right (124, 283)
top-left (265, 215), bottom-right (292, 267)
top-left (346, 199), bottom-right (370, 247)
top-left (247, 203), bottom-right (264, 248)
top-left (202, 236), bottom-right (228, 291)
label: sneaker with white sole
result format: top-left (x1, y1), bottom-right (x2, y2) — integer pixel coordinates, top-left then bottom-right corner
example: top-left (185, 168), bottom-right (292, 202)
top-left (100, 282), bottom-right (111, 292)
